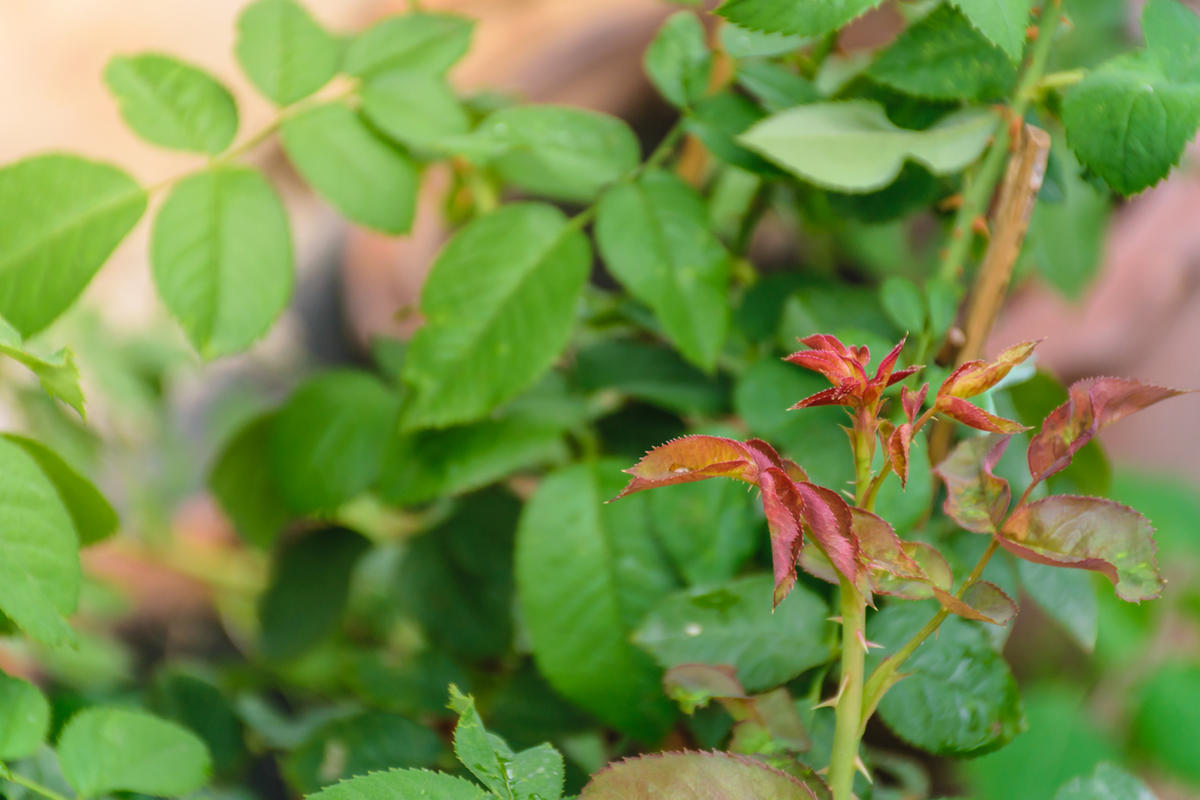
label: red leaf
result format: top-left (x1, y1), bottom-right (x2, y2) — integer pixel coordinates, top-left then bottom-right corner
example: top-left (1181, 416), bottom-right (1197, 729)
top-left (936, 396), bottom-right (1028, 434)
top-left (760, 468), bottom-right (807, 607)
top-left (933, 581), bottom-right (1017, 626)
top-left (901, 383), bottom-right (929, 423)
top-left (798, 509), bottom-right (937, 601)
top-left (934, 435), bottom-right (1011, 533)
top-left (999, 495), bottom-right (1164, 602)
top-left (1027, 377), bottom-right (1188, 484)
top-left (939, 340), bottom-right (1039, 399)
top-left (744, 438), bottom-right (809, 482)
top-left (794, 481), bottom-right (859, 590)
top-left (789, 385), bottom-right (855, 410)
top-left (614, 435), bottom-right (757, 499)
top-left (887, 422), bottom-right (914, 487)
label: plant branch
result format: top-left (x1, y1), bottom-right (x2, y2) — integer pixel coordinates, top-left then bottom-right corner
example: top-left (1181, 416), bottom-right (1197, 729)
top-left (0, 765), bottom-right (73, 800)
top-left (829, 579), bottom-right (867, 800)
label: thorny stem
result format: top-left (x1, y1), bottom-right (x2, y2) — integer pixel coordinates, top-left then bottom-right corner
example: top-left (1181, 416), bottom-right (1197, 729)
top-left (0, 764), bottom-right (73, 800)
top-left (935, 3), bottom-right (1061, 284)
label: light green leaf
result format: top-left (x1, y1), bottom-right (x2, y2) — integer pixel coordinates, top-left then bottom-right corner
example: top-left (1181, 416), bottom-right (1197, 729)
top-left (0, 672), bottom-right (50, 759)
top-left (1062, 53), bottom-right (1200, 195)
top-left (343, 12), bottom-right (473, 78)
top-left (1143, 0), bottom-right (1200, 83)
top-left (1027, 141), bottom-right (1110, 298)
top-left (869, 5), bottom-right (1017, 100)
top-left (235, 0), bottom-right (341, 105)
top-left (57, 707), bottom-right (212, 798)
top-left (360, 72), bottom-right (470, 151)
top-left (948, 0), bottom-right (1034, 61)
top-left (1054, 762), bottom-right (1156, 800)
top-left (304, 769), bottom-right (488, 800)
top-left (280, 103), bottom-right (419, 233)
top-left (3, 434), bottom-right (117, 547)
top-left (720, 22), bottom-right (808, 58)
top-left (595, 170), bottom-right (731, 370)
top-left (401, 203), bottom-right (590, 429)
top-left (649, 480), bottom-right (760, 586)
top-left (869, 602), bottom-right (1023, 756)
top-left (879, 276), bottom-right (925, 333)
top-left (1018, 559), bottom-right (1098, 652)
top-left (1134, 663), bottom-right (1200, 784)
top-left (0, 154), bottom-right (145, 336)
top-left (103, 54), bottom-right (238, 154)
top-left (208, 413), bottom-right (292, 548)
top-left (735, 60), bottom-right (819, 112)
top-left (259, 527), bottom-right (371, 661)
top-left (473, 106), bottom-right (640, 202)
top-left (516, 461), bottom-right (677, 741)
top-left (633, 574), bottom-right (832, 693)
top-left (282, 711), bottom-right (440, 793)
top-left (0, 316), bottom-right (84, 416)
top-left (151, 166), bottom-right (292, 357)
top-left (739, 101), bottom-right (997, 192)
top-left (645, 12), bottom-right (712, 108)
top-left (717, 0), bottom-right (885, 37)
top-left (269, 370), bottom-right (400, 514)
top-left (0, 435), bottom-right (80, 646)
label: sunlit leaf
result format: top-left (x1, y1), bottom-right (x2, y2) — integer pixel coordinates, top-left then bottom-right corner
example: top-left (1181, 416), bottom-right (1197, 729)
top-left (0, 672), bottom-right (50, 760)
top-left (939, 341), bottom-right (1039, 399)
top-left (235, 0), bottom-right (341, 105)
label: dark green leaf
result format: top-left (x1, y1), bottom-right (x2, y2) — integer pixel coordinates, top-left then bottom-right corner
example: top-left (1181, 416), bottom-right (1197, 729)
top-left (280, 103), bottom-right (419, 233)
top-left (1134, 662), bottom-right (1200, 784)
top-left (0, 154), bottom-right (145, 336)
top-left (0, 672), bottom-right (50, 760)
top-left (634, 574), bottom-right (833, 692)
top-left (401, 203), bottom-right (590, 428)
top-left (1053, 762), bottom-right (1156, 800)
top-left (283, 712), bottom-right (441, 794)
top-left (235, 0), bottom-right (341, 105)
top-left (304, 768), bottom-right (487, 800)
top-left (572, 339), bottom-right (727, 416)
top-left (57, 707), bottom-right (212, 798)
top-left (269, 370), bottom-right (400, 514)
top-left (209, 412), bottom-right (292, 548)
top-left (1027, 141), bottom-right (1110, 298)
top-left (343, 12), bottom-right (473, 78)
top-left (595, 170), bottom-right (731, 370)
top-left (948, 0), bottom-right (1034, 60)
top-left (1018, 559), bottom-right (1098, 652)
top-left (650, 480), bottom-right (760, 586)
top-left (150, 669), bottom-right (246, 777)
top-left (515, 461), bottom-right (677, 741)
top-left (879, 276), bottom-right (925, 333)
top-left (717, 0), bottom-right (885, 37)
top-left (103, 54), bottom-right (238, 154)
top-left (151, 166), bottom-right (293, 356)
top-left (258, 527), bottom-right (371, 660)
top-left (645, 12), bottom-right (712, 108)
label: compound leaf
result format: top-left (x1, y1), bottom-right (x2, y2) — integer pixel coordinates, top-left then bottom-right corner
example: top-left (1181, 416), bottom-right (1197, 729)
top-left (236, 0), bottom-right (341, 105)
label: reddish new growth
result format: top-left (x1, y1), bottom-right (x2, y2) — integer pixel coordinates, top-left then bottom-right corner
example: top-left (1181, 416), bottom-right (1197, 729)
top-left (784, 334), bottom-right (919, 411)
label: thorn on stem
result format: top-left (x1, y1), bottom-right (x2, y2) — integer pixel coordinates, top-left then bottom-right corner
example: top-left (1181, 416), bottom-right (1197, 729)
top-left (971, 215), bottom-right (991, 238)
top-left (813, 675), bottom-right (850, 710)
top-left (855, 754), bottom-right (873, 783)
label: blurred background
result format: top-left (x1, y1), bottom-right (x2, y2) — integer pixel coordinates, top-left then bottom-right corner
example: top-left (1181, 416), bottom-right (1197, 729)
top-left (1, 1), bottom-right (1199, 798)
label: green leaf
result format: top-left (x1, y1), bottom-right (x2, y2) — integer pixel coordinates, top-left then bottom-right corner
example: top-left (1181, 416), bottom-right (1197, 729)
top-left (235, 0), bottom-right (341, 105)
top-left (999, 496), bottom-right (1163, 603)
top-left (645, 12), bottom-right (712, 108)
top-left (150, 669), bottom-right (246, 778)
top-left (280, 102), bottom-right (419, 233)
top-left (1062, 52), bottom-right (1200, 195)
top-left (0, 672), bottom-right (50, 759)
top-left (0, 316), bottom-right (85, 416)
top-left (360, 73), bottom-right (470, 151)
top-left (735, 60), bottom-right (819, 112)
top-left (343, 12), bottom-right (473, 78)
top-left (879, 276), bottom-right (925, 333)
top-left (0, 435), bottom-right (80, 646)
top-left (151, 166), bottom-right (292, 357)
top-left (377, 417), bottom-right (567, 507)
top-left (947, 0), bottom-right (1034, 61)
top-left (1143, 0), bottom-right (1200, 83)
top-left (1018, 559), bottom-right (1098, 652)
top-left (868, 602), bottom-right (1023, 756)
top-left (304, 769), bottom-right (488, 800)
top-left (0, 154), bottom-right (146, 336)
top-left (739, 101), bottom-right (997, 192)
top-left (1027, 141), bottom-right (1110, 298)
top-left (258, 527), bottom-right (371, 661)
top-left (634, 574), bottom-right (832, 693)
top-left (401, 203), bottom-right (590, 429)
top-left (283, 711), bottom-right (441, 794)
top-left (720, 22), bottom-right (808, 58)
top-left (717, 0), bottom-right (885, 37)
top-left (573, 339), bottom-right (727, 416)
top-left (650, 480), bottom-right (760, 586)
top-left (1134, 662), bottom-right (1200, 784)
top-left (396, 488), bottom-right (518, 659)
top-left (269, 370), bottom-right (400, 514)
top-left (209, 413), bottom-right (292, 548)
top-left (516, 461), bottom-right (677, 741)
top-left (595, 170), bottom-right (731, 370)
top-left (103, 54), bottom-right (238, 154)
top-left (2, 434), bottom-right (117, 547)
top-left (57, 707), bottom-right (212, 798)
top-left (580, 750), bottom-right (821, 800)
top-left (448, 686), bottom-right (566, 800)
top-left (1054, 762), bottom-right (1156, 800)
top-left (868, 5), bottom-right (1017, 100)
top-left (473, 106), bottom-right (640, 202)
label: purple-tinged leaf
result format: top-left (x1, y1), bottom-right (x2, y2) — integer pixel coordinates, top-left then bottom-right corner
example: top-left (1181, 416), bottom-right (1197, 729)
top-left (999, 495), bottom-right (1163, 602)
top-left (1028, 377), bottom-right (1188, 484)
top-left (744, 438), bottom-right (808, 482)
top-left (760, 469), bottom-right (807, 607)
top-left (935, 435), bottom-right (1012, 533)
top-left (936, 396), bottom-right (1028, 434)
top-left (580, 751), bottom-right (820, 800)
top-left (615, 435), bottom-right (757, 498)
top-left (793, 481), bottom-right (859, 591)
top-left (874, 542), bottom-right (952, 599)
top-left (799, 511), bottom-right (939, 600)
top-left (939, 341), bottom-right (1039, 399)
top-left (934, 581), bottom-right (1018, 626)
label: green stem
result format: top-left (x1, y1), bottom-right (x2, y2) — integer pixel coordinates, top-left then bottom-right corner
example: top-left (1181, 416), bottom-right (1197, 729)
top-left (829, 579), bottom-right (867, 800)
top-left (936, 4), bottom-right (1061, 283)
top-left (0, 765), bottom-right (73, 800)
